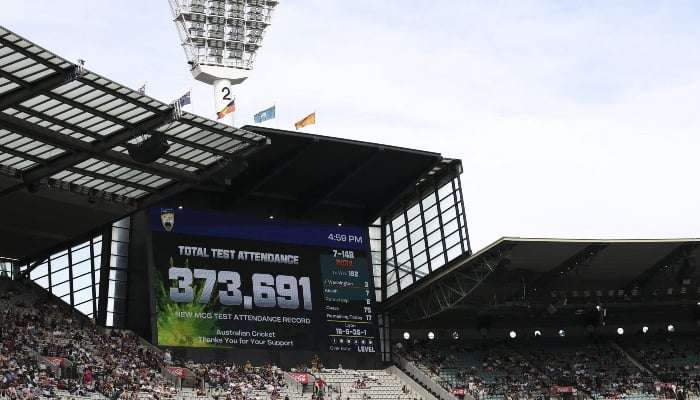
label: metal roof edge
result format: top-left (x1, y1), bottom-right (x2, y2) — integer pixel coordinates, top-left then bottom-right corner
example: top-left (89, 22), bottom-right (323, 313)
top-left (242, 125), bottom-right (444, 158)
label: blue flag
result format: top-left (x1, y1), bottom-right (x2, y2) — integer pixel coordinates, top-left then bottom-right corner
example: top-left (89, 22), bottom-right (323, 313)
top-left (254, 105), bottom-right (276, 123)
top-left (177, 91), bottom-right (191, 107)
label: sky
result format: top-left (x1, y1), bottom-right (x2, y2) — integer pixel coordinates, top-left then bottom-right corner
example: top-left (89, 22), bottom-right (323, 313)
top-left (3, 1), bottom-right (700, 251)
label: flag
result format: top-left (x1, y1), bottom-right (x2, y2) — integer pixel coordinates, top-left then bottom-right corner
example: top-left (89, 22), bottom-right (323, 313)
top-left (137, 83), bottom-right (146, 95)
top-left (294, 112), bottom-right (315, 130)
top-left (217, 99), bottom-right (236, 119)
top-left (176, 91), bottom-right (191, 107)
top-left (254, 105), bottom-right (276, 124)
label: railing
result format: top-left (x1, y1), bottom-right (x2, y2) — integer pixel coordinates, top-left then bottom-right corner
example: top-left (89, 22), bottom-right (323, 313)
top-left (392, 352), bottom-right (463, 400)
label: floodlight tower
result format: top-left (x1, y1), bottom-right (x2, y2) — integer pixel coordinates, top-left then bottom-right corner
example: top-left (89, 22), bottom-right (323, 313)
top-left (168, 0), bottom-right (279, 125)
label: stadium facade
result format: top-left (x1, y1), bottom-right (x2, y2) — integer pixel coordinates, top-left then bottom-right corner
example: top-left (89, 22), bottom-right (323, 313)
top-left (1, 22), bottom-right (700, 392)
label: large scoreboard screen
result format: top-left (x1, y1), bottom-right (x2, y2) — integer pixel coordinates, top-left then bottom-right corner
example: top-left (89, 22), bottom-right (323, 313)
top-left (150, 208), bottom-right (378, 354)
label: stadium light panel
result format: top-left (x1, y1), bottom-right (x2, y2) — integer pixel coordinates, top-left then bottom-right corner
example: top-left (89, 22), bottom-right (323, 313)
top-left (617, 327), bottom-right (624, 335)
top-left (403, 332), bottom-right (410, 340)
top-left (168, 0), bottom-right (279, 124)
top-left (509, 331), bottom-right (517, 339)
top-left (667, 324), bottom-right (675, 333)
top-left (451, 331), bottom-right (459, 340)
top-left (642, 326), bottom-right (649, 334)
top-left (534, 330), bottom-right (542, 337)
top-left (427, 331), bottom-right (435, 340)
top-left (558, 329), bottom-right (566, 337)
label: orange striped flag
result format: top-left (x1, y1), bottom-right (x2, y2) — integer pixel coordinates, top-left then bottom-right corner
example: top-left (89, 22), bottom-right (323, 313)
top-left (216, 99), bottom-right (236, 119)
top-left (294, 112), bottom-right (315, 130)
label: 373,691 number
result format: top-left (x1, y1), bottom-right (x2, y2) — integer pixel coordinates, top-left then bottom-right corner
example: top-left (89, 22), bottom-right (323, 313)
top-left (168, 268), bottom-right (312, 311)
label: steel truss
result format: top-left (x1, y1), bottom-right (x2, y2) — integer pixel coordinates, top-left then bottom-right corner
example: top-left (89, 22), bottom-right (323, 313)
top-left (389, 243), bottom-right (515, 321)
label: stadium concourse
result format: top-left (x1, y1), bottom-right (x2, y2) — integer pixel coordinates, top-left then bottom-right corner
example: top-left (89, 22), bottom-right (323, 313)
top-left (1, 20), bottom-right (700, 400)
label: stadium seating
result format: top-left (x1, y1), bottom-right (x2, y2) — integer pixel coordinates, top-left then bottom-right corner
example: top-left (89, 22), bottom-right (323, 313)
top-left (397, 338), bottom-right (700, 400)
top-left (4, 276), bottom-right (700, 400)
top-left (315, 369), bottom-right (418, 400)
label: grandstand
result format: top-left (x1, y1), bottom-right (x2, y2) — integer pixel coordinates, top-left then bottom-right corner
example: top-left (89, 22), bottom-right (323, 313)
top-left (1, 21), bottom-right (700, 400)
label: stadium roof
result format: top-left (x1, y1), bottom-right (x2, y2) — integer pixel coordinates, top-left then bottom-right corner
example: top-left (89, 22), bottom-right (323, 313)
top-left (186, 125), bottom-right (462, 225)
top-left (0, 25), bottom-right (268, 260)
top-left (385, 237), bottom-right (700, 322)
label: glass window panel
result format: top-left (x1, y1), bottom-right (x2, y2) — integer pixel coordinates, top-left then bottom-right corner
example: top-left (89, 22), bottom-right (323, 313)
top-left (106, 312), bottom-right (114, 327)
top-left (34, 276), bottom-right (49, 289)
top-left (107, 297), bottom-right (115, 313)
top-left (438, 182), bottom-right (452, 200)
top-left (445, 230), bottom-right (461, 251)
top-left (71, 241), bottom-right (90, 252)
top-left (421, 192), bottom-right (436, 209)
top-left (412, 251), bottom-right (427, 269)
top-left (416, 263), bottom-right (430, 277)
top-left (409, 229), bottom-right (425, 248)
top-left (406, 204), bottom-right (420, 221)
top-left (442, 205), bottom-right (457, 226)
top-left (373, 277), bottom-right (381, 288)
top-left (423, 203), bottom-right (438, 222)
top-left (110, 255), bottom-right (128, 270)
top-left (111, 241), bottom-right (129, 257)
top-left (51, 249), bottom-right (68, 258)
top-left (375, 290), bottom-right (381, 302)
top-left (52, 281), bottom-right (71, 298)
top-left (50, 255), bottom-right (69, 271)
top-left (425, 217), bottom-right (440, 235)
top-left (71, 245), bottom-right (91, 264)
top-left (447, 243), bottom-right (463, 262)
top-left (411, 238), bottom-right (426, 255)
top-left (51, 267), bottom-right (70, 286)
top-left (429, 242), bottom-right (445, 261)
top-left (431, 254), bottom-right (445, 271)
top-left (427, 229), bottom-right (442, 247)
top-left (73, 286), bottom-right (93, 306)
top-left (114, 217), bottom-right (130, 229)
top-left (408, 215), bottom-right (423, 234)
top-left (111, 226), bottom-right (129, 242)
top-left (440, 194), bottom-right (455, 211)
top-left (386, 269), bottom-right (397, 285)
top-left (399, 274), bottom-right (414, 290)
top-left (372, 253), bottom-right (381, 269)
top-left (93, 241), bottom-right (102, 256)
top-left (392, 225), bottom-right (407, 242)
top-left (396, 248), bottom-right (411, 266)
top-left (444, 223), bottom-right (460, 244)
top-left (60, 294), bottom-right (71, 306)
top-left (72, 272), bottom-right (93, 292)
top-left (30, 263), bottom-right (49, 280)
top-left (387, 283), bottom-right (398, 298)
top-left (75, 301), bottom-right (93, 317)
top-left (394, 237), bottom-right (408, 253)
top-left (108, 280), bottom-right (116, 298)
top-left (72, 259), bottom-right (91, 278)
top-left (390, 216), bottom-right (405, 235)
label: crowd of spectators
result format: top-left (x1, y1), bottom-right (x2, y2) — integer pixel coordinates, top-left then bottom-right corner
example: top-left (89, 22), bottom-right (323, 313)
top-left (0, 278), bottom-right (288, 400)
top-left (623, 335), bottom-right (700, 397)
top-left (398, 336), bottom-right (700, 400)
top-left (5, 275), bottom-right (700, 400)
